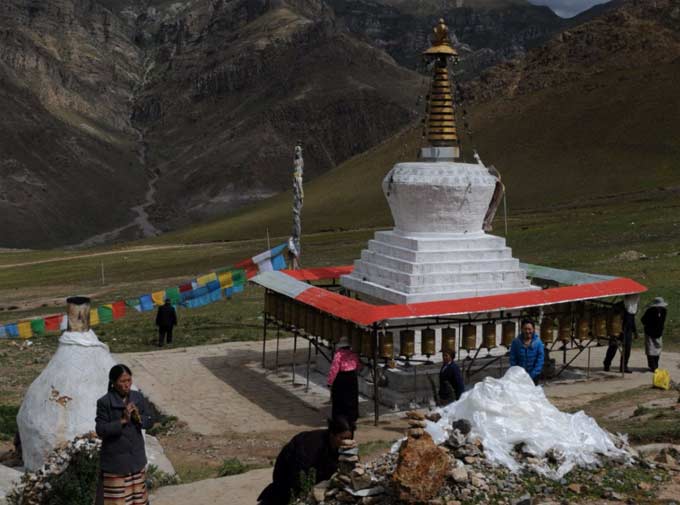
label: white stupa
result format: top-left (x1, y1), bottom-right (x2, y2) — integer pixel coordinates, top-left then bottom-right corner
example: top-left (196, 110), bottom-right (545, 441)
top-left (341, 20), bottom-right (537, 304)
top-left (16, 297), bottom-right (118, 470)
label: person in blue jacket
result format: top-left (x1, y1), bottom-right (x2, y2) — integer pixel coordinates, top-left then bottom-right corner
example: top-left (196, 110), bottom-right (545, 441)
top-left (509, 318), bottom-right (545, 384)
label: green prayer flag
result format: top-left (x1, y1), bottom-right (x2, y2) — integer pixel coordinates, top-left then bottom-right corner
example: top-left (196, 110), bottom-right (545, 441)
top-left (98, 305), bottom-right (114, 324)
top-left (165, 286), bottom-right (181, 305)
top-left (232, 269), bottom-right (246, 285)
top-left (125, 298), bottom-right (140, 308)
top-left (30, 318), bottom-right (46, 336)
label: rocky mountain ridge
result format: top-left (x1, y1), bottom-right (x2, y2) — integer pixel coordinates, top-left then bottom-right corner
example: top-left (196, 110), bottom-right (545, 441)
top-left (0, 0), bottom-right (588, 247)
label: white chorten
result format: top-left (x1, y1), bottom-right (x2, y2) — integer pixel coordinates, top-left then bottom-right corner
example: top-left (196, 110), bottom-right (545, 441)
top-left (341, 20), bottom-right (537, 304)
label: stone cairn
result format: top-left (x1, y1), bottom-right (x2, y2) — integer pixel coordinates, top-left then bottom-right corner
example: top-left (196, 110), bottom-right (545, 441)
top-left (7, 432), bottom-right (101, 505)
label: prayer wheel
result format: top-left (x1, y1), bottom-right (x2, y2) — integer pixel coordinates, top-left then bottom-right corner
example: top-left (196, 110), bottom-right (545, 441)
top-left (331, 318), bottom-right (344, 343)
top-left (421, 328), bottom-right (436, 356)
top-left (558, 315), bottom-right (572, 343)
top-left (323, 315), bottom-right (333, 342)
top-left (607, 310), bottom-right (624, 336)
top-left (577, 314), bottom-right (591, 341)
top-left (502, 321), bottom-right (516, 347)
top-left (462, 324), bottom-right (477, 351)
top-left (540, 317), bottom-right (555, 344)
top-left (351, 326), bottom-right (362, 353)
top-left (379, 331), bottom-right (394, 359)
top-left (399, 330), bottom-right (415, 358)
top-left (593, 313), bottom-right (608, 339)
top-left (442, 327), bottom-right (456, 354)
top-left (482, 323), bottom-right (496, 349)
top-left (275, 293), bottom-right (285, 323)
top-left (361, 329), bottom-right (375, 357)
top-left (66, 296), bottom-right (91, 332)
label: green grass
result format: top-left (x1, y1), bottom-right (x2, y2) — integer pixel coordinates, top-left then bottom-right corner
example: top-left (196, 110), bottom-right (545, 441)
top-left (358, 439), bottom-right (394, 458)
top-left (0, 404), bottom-right (19, 441)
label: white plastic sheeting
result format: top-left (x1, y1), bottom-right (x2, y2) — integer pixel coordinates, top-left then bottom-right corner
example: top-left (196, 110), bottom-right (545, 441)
top-left (429, 367), bottom-right (629, 478)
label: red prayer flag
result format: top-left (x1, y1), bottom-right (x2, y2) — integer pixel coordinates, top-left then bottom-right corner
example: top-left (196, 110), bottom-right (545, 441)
top-left (111, 301), bottom-right (126, 320)
top-left (44, 315), bottom-right (63, 332)
top-left (179, 283), bottom-right (193, 293)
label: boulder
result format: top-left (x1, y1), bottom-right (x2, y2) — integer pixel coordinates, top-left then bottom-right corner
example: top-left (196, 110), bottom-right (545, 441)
top-left (392, 431), bottom-right (449, 503)
top-left (0, 464), bottom-right (22, 504)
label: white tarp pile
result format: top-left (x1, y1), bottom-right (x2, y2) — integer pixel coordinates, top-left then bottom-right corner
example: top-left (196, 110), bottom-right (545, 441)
top-left (424, 367), bottom-right (631, 478)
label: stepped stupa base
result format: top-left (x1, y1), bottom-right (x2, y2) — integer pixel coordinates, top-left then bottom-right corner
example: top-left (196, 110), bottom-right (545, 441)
top-left (340, 230), bottom-right (538, 304)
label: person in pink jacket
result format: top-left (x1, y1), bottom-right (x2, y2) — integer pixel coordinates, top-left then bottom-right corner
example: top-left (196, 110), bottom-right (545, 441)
top-left (327, 335), bottom-right (361, 430)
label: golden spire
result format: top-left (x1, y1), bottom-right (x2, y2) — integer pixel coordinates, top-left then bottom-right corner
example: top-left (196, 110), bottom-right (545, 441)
top-left (422, 19), bottom-right (459, 160)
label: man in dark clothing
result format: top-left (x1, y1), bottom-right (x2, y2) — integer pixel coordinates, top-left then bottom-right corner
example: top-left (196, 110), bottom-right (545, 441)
top-left (439, 349), bottom-right (465, 405)
top-left (642, 297), bottom-right (668, 372)
top-left (603, 299), bottom-right (638, 373)
top-left (155, 299), bottom-right (177, 347)
top-left (258, 417), bottom-right (353, 505)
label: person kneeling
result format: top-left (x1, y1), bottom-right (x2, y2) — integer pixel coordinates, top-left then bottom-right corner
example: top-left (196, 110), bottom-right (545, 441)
top-left (257, 417), bottom-right (354, 505)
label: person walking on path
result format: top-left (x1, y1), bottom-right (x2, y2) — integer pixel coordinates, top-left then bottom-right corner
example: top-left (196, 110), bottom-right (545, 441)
top-left (603, 295), bottom-right (639, 373)
top-left (257, 417), bottom-right (353, 505)
top-left (509, 319), bottom-right (545, 384)
top-left (641, 296), bottom-right (668, 372)
top-left (155, 298), bottom-right (177, 347)
top-left (439, 348), bottom-right (465, 405)
top-left (95, 364), bottom-right (153, 505)
top-left (327, 336), bottom-right (361, 430)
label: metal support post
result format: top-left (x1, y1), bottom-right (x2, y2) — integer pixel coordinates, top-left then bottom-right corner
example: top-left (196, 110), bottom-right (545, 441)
top-left (372, 324), bottom-right (380, 426)
top-left (306, 338), bottom-right (312, 393)
top-left (275, 326), bottom-right (280, 372)
top-left (292, 332), bottom-right (298, 385)
top-left (262, 314), bottom-right (268, 368)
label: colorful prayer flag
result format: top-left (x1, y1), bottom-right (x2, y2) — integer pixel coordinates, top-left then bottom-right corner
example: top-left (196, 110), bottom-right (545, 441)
top-left (112, 301), bottom-right (126, 320)
top-left (125, 299), bottom-right (142, 312)
top-left (185, 293), bottom-right (211, 309)
top-left (165, 287), bottom-right (181, 305)
top-left (44, 315), bottom-right (62, 332)
top-left (179, 283), bottom-right (192, 293)
top-left (233, 284), bottom-right (244, 294)
top-left (152, 290), bottom-right (166, 306)
top-left (30, 318), bottom-right (45, 336)
top-left (6, 324), bottom-right (18, 338)
top-left (218, 271), bottom-right (233, 288)
top-left (224, 287), bottom-right (233, 299)
top-left (0, 325), bottom-right (6, 339)
top-left (197, 272), bottom-right (217, 286)
top-left (140, 295), bottom-right (154, 312)
top-left (90, 309), bottom-right (100, 326)
top-left (60, 315), bottom-right (68, 331)
top-left (206, 280), bottom-right (221, 292)
top-left (209, 289), bottom-right (222, 303)
top-left (98, 305), bottom-right (114, 324)
top-left (18, 321), bottom-right (32, 339)
top-left (232, 269), bottom-right (246, 286)
top-left (235, 243), bottom-right (288, 278)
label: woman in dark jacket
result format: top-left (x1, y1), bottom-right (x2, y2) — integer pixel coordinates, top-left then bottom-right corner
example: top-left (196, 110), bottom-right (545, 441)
top-left (258, 417), bottom-right (353, 505)
top-left (439, 349), bottom-right (465, 405)
top-left (95, 364), bottom-right (153, 505)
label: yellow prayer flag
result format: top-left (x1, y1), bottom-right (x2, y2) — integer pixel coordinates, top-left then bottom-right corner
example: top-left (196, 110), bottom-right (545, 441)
top-left (197, 272), bottom-right (217, 286)
top-left (152, 290), bottom-right (166, 306)
top-left (218, 271), bottom-right (233, 288)
top-left (18, 321), bottom-right (32, 339)
top-left (90, 309), bottom-right (100, 326)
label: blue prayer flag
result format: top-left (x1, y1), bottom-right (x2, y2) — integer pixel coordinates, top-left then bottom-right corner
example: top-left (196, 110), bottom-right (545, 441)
top-left (206, 280), bottom-right (221, 292)
top-left (140, 295), bottom-right (154, 312)
top-left (0, 325), bottom-right (6, 339)
top-left (6, 324), bottom-right (19, 338)
top-left (233, 284), bottom-right (244, 294)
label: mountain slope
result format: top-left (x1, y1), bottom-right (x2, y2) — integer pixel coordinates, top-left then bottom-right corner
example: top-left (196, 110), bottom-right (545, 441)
top-left (149, 0), bottom-right (680, 244)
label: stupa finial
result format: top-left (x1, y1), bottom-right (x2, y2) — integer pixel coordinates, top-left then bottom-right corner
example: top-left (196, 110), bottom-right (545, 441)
top-left (421, 19), bottom-right (459, 161)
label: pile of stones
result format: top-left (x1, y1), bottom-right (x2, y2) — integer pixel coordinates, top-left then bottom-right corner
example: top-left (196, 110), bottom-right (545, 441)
top-left (7, 433), bottom-right (100, 505)
top-left (304, 411), bottom-right (654, 505)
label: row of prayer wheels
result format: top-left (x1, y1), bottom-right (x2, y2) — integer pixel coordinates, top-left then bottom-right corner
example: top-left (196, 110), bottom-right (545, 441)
top-left (539, 309), bottom-right (624, 343)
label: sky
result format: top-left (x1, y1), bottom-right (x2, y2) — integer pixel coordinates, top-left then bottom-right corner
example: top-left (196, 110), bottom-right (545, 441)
top-left (528, 0), bottom-right (611, 18)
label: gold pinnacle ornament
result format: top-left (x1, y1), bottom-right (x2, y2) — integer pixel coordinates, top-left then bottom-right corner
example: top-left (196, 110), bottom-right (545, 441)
top-left (422, 19), bottom-right (459, 159)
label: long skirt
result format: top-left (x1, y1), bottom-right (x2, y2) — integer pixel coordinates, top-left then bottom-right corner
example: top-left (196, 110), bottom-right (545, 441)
top-left (645, 334), bottom-right (663, 357)
top-left (331, 370), bottom-right (359, 427)
top-left (96, 469), bottom-right (149, 505)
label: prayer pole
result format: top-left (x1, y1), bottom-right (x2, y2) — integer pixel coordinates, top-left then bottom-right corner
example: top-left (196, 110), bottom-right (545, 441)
top-left (289, 144), bottom-right (304, 270)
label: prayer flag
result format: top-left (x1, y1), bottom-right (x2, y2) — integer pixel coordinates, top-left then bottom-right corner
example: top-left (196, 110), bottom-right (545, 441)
top-left (197, 273), bottom-right (217, 286)
top-left (185, 293), bottom-right (211, 309)
top-left (224, 287), bottom-right (233, 299)
top-left (140, 295), bottom-right (154, 312)
top-left (232, 269), bottom-right (246, 286)
top-left (44, 315), bottom-right (62, 332)
top-left (30, 318), bottom-right (45, 336)
top-left (6, 324), bottom-right (19, 338)
top-left (0, 325), bottom-right (6, 339)
top-left (98, 305), bottom-right (114, 324)
top-left (206, 280), bottom-right (221, 292)
top-left (184, 286), bottom-right (209, 300)
top-left (112, 301), bottom-right (126, 320)
top-left (191, 280), bottom-right (199, 289)
top-left (179, 283), bottom-right (192, 293)
top-left (60, 315), bottom-right (68, 331)
top-left (218, 271), bottom-right (233, 288)
top-left (90, 309), bottom-right (100, 326)
top-left (233, 284), bottom-right (244, 294)
top-left (235, 243), bottom-right (288, 278)
top-left (152, 290), bottom-right (166, 306)
top-left (125, 299), bottom-right (142, 312)
top-left (18, 321), bottom-right (32, 339)
top-left (166, 287), bottom-right (181, 305)
top-left (209, 289), bottom-right (222, 303)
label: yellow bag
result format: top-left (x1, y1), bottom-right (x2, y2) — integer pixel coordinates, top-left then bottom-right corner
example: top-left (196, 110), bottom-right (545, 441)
top-left (653, 368), bottom-right (671, 390)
